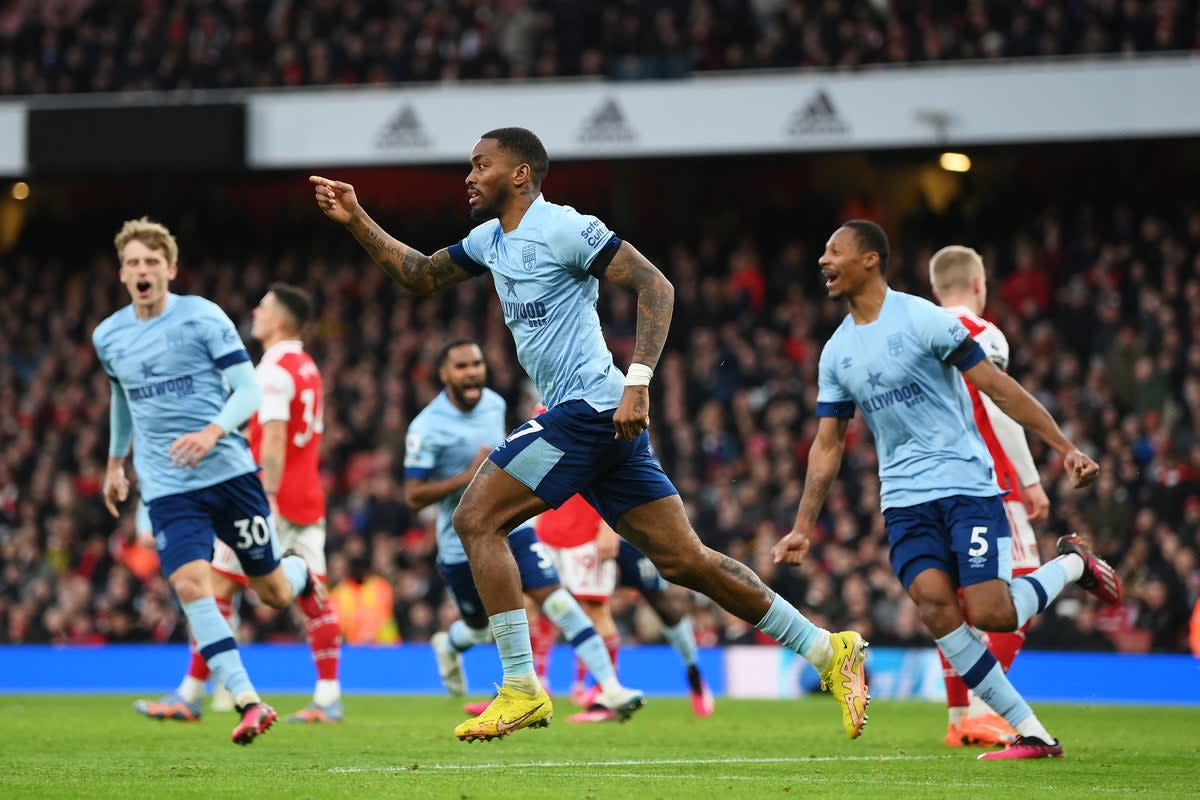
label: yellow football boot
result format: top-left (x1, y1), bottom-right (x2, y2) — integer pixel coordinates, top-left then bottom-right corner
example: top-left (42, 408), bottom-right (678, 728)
top-left (454, 683), bottom-right (554, 742)
top-left (819, 631), bottom-right (870, 739)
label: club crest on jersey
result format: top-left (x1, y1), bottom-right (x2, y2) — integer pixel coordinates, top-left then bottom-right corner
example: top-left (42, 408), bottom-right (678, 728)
top-left (521, 244), bottom-right (536, 272)
top-left (165, 328), bottom-right (185, 349)
top-left (887, 333), bottom-right (904, 357)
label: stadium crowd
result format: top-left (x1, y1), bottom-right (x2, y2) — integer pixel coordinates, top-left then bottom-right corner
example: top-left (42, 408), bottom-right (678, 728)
top-left (1, 0), bottom-right (1197, 95)
top-left (1, 182), bottom-right (1198, 656)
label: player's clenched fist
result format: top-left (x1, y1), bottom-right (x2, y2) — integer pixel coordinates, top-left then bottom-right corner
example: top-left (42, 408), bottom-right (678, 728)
top-left (1063, 448), bottom-right (1099, 488)
top-left (309, 175), bottom-right (360, 224)
top-left (771, 528), bottom-right (812, 565)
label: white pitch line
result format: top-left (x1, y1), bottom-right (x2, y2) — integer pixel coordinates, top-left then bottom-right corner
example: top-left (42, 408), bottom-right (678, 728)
top-left (329, 754), bottom-right (953, 773)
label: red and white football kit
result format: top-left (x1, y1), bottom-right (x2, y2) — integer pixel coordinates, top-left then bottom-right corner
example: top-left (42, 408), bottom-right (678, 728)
top-left (536, 493), bottom-right (616, 602)
top-left (213, 340), bottom-right (327, 580)
top-left (950, 307), bottom-right (1042, 576)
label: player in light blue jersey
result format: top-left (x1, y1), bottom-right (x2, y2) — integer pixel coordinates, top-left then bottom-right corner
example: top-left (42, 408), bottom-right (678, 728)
top-left (405, 339), bottom-right (643, 723)
top-left (313, 127), bottom-right (869, 743)
top-left (93, 217), bottom-right (324, 745)
top-left (772, 220), bottom-right (1124, 761)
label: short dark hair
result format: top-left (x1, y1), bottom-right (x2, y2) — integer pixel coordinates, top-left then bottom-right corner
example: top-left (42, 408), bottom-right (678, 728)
top-left (480, 127), bottom-right (549, 187)
top-left (437, 337), bottom-right (480, 368)
top-left (269, 282), bottom-right (313, 330)
top-left (843, 219), bottom-right (890, 272)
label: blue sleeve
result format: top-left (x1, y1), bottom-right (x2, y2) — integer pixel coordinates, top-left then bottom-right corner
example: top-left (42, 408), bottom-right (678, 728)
top-left (913, 299), bottom-right (976, 364)
top-left (815, 340), bottom-right (855, 418)
top-left (108, 380), bottom-right (133, 458)
top-left (448, 224), bottom-right (494, 276)
top-left (212, 360), bottom-right (261, 433)
top-left (196, 299), bottom-right (250, 366)
top-left (544, 208), bottom-right (617, 277)
top-left (404, 422), bottom-right (438, 478)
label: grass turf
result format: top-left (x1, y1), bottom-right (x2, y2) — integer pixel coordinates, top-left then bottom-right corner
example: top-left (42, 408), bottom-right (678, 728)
top-left (0, 695), bottom-right (1195, 799)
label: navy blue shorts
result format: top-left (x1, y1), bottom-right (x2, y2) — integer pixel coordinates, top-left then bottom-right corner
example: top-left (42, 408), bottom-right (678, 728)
top-left (884, 494), bottom-right (1012, 590)
top-left (147, 472), bottom-right (279, 579)
top-left (438, 526), bottom-right (559, 620)
top-left (615, 538), bottom-right (667, 594)
top-left (489, 400), bottom-right (679, 526)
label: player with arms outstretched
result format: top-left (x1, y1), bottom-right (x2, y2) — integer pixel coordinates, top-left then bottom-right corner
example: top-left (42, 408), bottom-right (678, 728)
top-left (411, 340), bottom-right (644, 721)
top-left (312, 127), bottom-right (868, 743)
top-left (929, 245), bottom-right (1050, 747)
top-left (94, 218), bottom-right (324, 745)
top-left (134, 284), bottom-right (343, 724)
top-left (773, 220), bottom-right (1122, 760)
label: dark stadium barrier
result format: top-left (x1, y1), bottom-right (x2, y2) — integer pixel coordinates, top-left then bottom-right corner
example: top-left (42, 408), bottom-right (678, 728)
top-left (27, 103), bottom-right (245, 173)
top-left (0, 645), bottom-right (1195, 705)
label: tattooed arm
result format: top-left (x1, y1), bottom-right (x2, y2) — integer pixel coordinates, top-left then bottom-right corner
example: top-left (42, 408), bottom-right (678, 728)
top-left (310, 175), bottom-right (472, 296)
top-left (602, 242), bottom-right (675, 440)
top-left (772, 416), bottom-right (849, 565)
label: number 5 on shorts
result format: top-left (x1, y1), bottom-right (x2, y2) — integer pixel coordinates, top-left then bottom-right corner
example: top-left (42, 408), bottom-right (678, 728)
top-left (969, 526), bottom-right (989, 557)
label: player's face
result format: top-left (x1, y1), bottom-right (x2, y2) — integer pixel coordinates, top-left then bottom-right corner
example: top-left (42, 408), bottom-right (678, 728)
top-left (440, 343), bottom-right (487, 410)
top-left (818, 227), bottom-right (870, 300)
top-left (465, 138), bottom-right (514, 222)
top-left (119, 239), bottom-right (177, 315)
top-left (251, 291), bottom-right (282, 343)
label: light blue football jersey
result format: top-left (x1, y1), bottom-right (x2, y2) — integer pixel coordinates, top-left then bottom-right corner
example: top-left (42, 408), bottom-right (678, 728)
top-left (404, 387), bottom-right (508, 565)
top-left (92, 293), bottom-right (258, 502)
top-left (816, 289), bottom-right (999, 510)
top-left (449, 194), bottom-right (626, 411)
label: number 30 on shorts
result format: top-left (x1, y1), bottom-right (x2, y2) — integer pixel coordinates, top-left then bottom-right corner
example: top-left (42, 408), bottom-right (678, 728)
top-left (969, 526), bottom-right (989, 557)
top-left (234, 515), bottom-right (271, 549)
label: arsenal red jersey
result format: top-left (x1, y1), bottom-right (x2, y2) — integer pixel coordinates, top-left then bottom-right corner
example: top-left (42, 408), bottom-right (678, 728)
top-left (247, 340), bottom-right (325, 523)
top-left (537, 493), bottom-right (603, 548)
top-left (952, 309), bottom-right (1024, 504)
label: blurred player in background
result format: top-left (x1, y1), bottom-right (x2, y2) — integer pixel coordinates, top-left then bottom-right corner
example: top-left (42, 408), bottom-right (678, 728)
top-left (535, 491), bottom-right (714, 720)
top-left (774, 220), bottom-right (1122, 760)
top-left (409, 340), bottom-right (644, 722)
top-left (135, 284), bottom-right (343, 724)
top-left (930, 245), bottom-right (1050, 748)
top-left (95, 218), bottom-right (324, 745)
top-left (312, 127), bottom-right (868, 743)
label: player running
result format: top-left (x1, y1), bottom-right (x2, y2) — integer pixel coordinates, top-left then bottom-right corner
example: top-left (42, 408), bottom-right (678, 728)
top-left (411, 340), bottom-right (644, 724)
top-left (312, 128), bottom-right (868, 743)
top-left (773, 220), bottom-right (1122, 760)
top-left (133, 284), bottom-right (343, 724)
top-left (930, 245), bottom-right (1050, 748)
top-left (95, 218), bottom-right (324, 745)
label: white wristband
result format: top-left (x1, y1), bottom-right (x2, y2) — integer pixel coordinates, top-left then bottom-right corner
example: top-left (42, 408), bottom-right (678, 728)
top-left (624, 363), bottom-right (654, 387)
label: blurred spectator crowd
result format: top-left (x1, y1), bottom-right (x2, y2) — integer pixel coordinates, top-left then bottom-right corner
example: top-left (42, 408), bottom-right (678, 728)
top-left (1, 0), bottom-right (1198, 95)
top-left (1, 185), bottom-right (1199, 657)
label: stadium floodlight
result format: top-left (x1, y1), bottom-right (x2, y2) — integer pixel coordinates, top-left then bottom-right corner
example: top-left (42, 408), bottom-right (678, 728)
top-left (939, 152), bottom-right (971, 173)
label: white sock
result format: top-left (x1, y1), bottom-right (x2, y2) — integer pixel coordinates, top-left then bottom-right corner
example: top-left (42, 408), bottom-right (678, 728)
top-left (177, 676), bottom-right (206, 703)
top-left (1059, 553), bottom-right (1085, 582)
top-left (314, 679), bottom-right (340, 706)
top-left (503, 673), bottom-right (542, 695)
top-left (234, 690), bottom-right (262, 708)
top-left (1015, 714), bottom-right (1055, 743)
top-left (804, 629), bottom-right (833, 673)
top-left (948, 706), bottom-right (967, 725)
top-left (966, 690), bottom-right (993, 718)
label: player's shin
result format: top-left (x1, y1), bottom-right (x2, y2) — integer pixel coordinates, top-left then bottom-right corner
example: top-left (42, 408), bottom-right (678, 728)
top-left (542, 587), bottom-right (621, 694)
top-left (936, 623), bottom-right (1055, 743)
top-left (182, 597), bottom-right (260, 707)
top-left (489, 609), bottom-right (541, 695)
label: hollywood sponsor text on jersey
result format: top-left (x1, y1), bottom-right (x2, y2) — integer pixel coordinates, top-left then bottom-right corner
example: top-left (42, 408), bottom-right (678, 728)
top-left (501, 298), bottom-right (550, 328)
top-left (860, 381), bottom-right (926, 413)
top-left (126, 374), bottom-right (197, 401)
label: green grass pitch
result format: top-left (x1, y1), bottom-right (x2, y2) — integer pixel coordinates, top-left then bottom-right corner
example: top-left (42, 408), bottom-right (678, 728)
top-left (0, 695), bottom-right (1195, 799)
